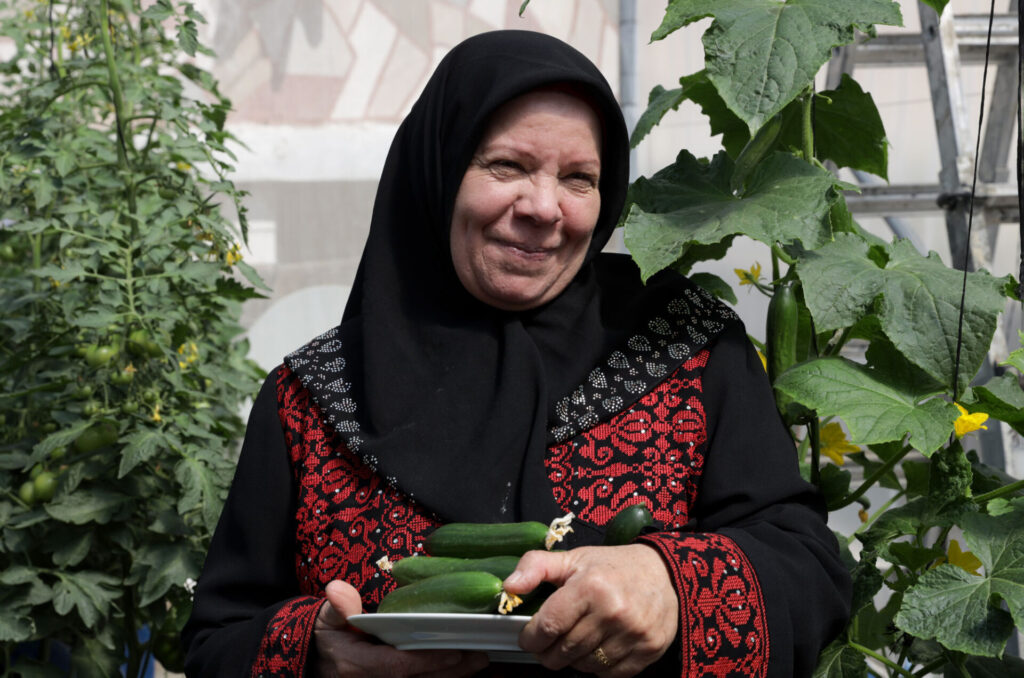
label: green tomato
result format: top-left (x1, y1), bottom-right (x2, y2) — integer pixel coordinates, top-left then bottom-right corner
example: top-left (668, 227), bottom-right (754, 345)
top-left (110, 367), bottom-right (135, 385)
top-left (73, 420), bottom-right (118, 453)
top-left (128, 329), bottom-right (164, 358)
top-left (18, 480), bottom-right (36, 506)
top-left (33, 471), bottom-right (57, 502)
top-left (85, 344), bottom-right (118, 368)
top-left (120, 401), bottom-right (139, 415)
top-left (82, 400), bottom-right (101, 417)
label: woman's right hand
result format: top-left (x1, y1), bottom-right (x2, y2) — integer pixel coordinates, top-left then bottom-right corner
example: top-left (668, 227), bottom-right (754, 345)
top-left (313, 580), bottom-right (489, 678)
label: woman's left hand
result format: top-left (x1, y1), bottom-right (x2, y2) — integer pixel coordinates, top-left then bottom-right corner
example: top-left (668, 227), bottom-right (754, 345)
top-left (503, 544), bottom-right (678, 677)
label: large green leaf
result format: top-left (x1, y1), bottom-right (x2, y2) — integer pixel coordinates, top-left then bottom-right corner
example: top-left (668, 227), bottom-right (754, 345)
top-left (798, 236), bottom-right (1009, 392)
top-left (52, 570), bottom-right (121, 627)
top-left (132, 542), bottom-right (201, 606)
top-left (44, 488), bottom-right (126, 525)
top-left (623, 150), bottom-right (837, 281)
top-left (804, 74), bottom-right (889, 180)
top-left (631, 85), bottom-right (687, 149)
top-left (774, 357), bottom-right (957, 454)
top-left (896, 507), bottom-right (1024, 656)
top-left (812, 640), bottom-right (867, 678)
top-left (968, 375), bottom-right (1024, 436)
top-left (651, 0), bottom-right (903, 131)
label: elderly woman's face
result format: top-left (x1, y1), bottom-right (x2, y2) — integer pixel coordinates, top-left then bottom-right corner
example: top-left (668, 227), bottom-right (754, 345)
top-left (450, 90), bottom-right (602, 311)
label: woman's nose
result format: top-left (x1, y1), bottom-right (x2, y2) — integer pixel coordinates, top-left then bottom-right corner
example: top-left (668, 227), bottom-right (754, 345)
top-left (515, 177), bottom-right (562, 225)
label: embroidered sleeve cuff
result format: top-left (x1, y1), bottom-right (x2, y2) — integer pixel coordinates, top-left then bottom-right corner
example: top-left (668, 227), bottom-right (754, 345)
top-left (250, 596), bottom-right (323, 678)
top-left (639, 532), bottom-right (769, 678)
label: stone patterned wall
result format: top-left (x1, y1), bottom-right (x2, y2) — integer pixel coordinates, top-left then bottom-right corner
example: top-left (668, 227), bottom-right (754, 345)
top-left (209, 0), bottom-right (621, 125)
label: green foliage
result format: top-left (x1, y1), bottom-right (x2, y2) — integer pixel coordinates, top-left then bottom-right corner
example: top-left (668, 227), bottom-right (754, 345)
top-left (0, 0), bottom-right (265, 673)
top-left (651, 0), bottom-right (903, 132)
top-left (625, 0), bottom-right (1024, 674)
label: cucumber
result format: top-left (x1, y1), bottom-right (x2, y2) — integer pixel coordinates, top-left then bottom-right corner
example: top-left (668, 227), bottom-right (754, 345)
top-left (425, 521), bottom-right (551, 558)
top-left (390, 555), bottom-right (520, 586)
top-left (602, 504), bottom-right (655, 546)
top-left (765, 281), bottom-right (799, 384)
top-left (729, 113), bottom-right (783, 195)
top-left (376, 571), bottom-right (505, 614)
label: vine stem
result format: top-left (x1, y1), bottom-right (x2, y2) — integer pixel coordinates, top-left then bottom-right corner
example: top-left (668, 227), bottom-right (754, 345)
top-left (828, 446), bottom-right (912, 511)
top-left (848, 642), bottom-right (916, 678)
top-left (99, 0), bottom-right (129, 173)
top-left (973, 478), bottom-right (1024, 504)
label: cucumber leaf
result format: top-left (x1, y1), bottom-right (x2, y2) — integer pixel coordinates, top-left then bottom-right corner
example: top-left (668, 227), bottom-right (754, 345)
top-left (651, 0), bottom-right (903, 132)
top-left (811, 639), bottom-right (868, 677)
top-left (773, 357), bottom-right (957, 454)
top-left (966, 375), bottom-right (1024, 436)
top-left (896, 506), bottom-right (1024, 657)
top-left (797, 236), bottom-right (1009, 393)
top-left (777, 74), bottom-right (889, 180)
top-left (623, 150), bottom-right (838, 281)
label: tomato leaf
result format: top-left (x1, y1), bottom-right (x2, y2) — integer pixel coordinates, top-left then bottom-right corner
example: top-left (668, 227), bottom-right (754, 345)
top-left (44, 488), bottom-right (126, 525)
top-left (132, 542), bottom-right (201, 606)
top-left (53, 570), bottom-right (120, 627)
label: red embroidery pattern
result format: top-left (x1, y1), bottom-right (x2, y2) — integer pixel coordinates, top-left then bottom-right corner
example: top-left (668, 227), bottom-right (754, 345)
top-left (640, 533), bottom-right (769, 677)
top-left (545, 351), bottom-right (710, 529)
top-left (251, 367), bottom-right (441, 675)
top-left (250, 596), bottom-right (322, 678)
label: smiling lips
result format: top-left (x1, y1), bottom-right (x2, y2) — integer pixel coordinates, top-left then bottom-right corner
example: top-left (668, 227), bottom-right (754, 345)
top-left (496, 239), bottom-right (557, 261)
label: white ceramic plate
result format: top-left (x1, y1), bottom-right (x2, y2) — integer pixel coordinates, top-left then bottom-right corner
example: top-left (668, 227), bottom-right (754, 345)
top-left (347, 613), bottom-right (537, 664)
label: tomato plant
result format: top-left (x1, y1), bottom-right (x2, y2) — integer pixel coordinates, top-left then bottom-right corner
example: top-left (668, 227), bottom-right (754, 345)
top-left (0, 1), bottom-right (267, 675)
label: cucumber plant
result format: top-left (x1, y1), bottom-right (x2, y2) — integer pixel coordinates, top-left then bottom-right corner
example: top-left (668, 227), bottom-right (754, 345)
top-left (602, 0), bottom-right (1024, 675)
top-left (0, 1), bottom-right (265, 675)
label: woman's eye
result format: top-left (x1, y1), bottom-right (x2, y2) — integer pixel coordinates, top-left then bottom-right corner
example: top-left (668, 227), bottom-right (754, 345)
top-left (492, 160), bottom-right (524, 173)
top-left (565, 172), bottom-right (598, 188)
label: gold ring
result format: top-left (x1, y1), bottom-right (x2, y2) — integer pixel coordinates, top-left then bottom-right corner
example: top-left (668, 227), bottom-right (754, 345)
top-left (593, 646), bottom-right (611, 666)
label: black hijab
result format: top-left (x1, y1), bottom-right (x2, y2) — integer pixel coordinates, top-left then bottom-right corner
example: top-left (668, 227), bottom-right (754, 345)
top-left (286, 30), bottom-right (660, 527)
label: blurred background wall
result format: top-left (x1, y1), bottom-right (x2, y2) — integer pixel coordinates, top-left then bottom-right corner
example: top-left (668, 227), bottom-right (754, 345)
top-left (192, 0), bottom-right (1021, 468)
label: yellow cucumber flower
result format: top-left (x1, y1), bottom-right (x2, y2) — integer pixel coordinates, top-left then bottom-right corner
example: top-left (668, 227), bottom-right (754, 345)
top-left (954, 403), bottom-right (988, 439)
top-left (938, 539), bottom-right (982, 575)
top-left (734, 262), bottom-right (762, 287)
top-left (820, 422), bottom-right (859, 465)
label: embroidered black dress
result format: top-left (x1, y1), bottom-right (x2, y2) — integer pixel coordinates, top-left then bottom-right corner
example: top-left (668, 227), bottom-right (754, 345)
top-left (183, 30), bottom-right (851, 678)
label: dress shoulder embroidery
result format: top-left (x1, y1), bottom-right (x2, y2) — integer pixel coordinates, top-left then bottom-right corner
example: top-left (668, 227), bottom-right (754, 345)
top-left (545, 351), bottom-right (710, 530)
top-left (548, 281), bottom-right (737, 444)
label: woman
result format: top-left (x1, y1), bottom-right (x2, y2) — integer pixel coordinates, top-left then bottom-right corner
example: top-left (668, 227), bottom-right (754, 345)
top-left (183, 30), bottom-right (850, 678)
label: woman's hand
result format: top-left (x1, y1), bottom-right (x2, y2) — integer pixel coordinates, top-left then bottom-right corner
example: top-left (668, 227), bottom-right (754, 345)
top-left (313, 580), bottom-right (489, 678)
top-left (503, 544), bottom-right (678, 677)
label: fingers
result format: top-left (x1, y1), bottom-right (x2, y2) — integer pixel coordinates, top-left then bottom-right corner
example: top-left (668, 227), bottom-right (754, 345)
top-left (503, 548), bottom-right (572, 596)
top-left (509, 545), bottom-right (679, 676)
top-left (316, 579), bottom-right (363, 630)
top-left (314, 579), bottom-right (490, 677)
